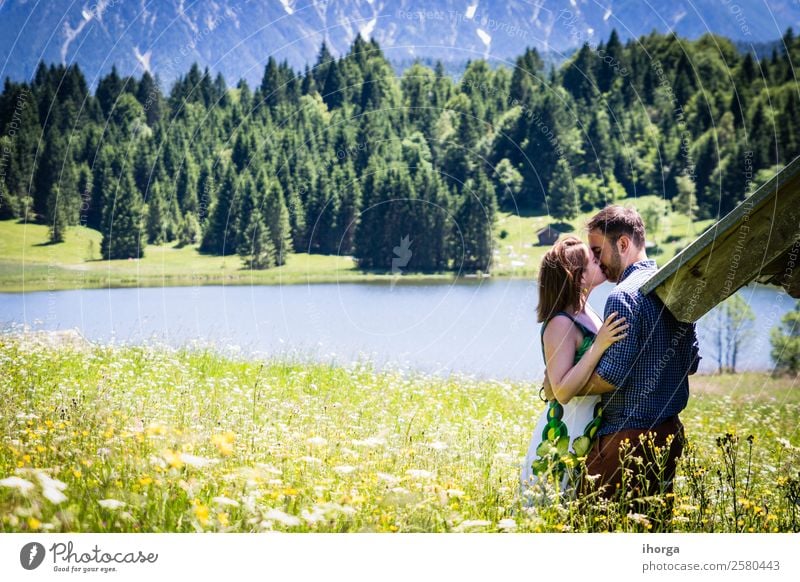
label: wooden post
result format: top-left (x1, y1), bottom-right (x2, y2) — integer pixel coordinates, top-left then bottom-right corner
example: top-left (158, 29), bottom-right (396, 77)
top-left (641, 155), bottom-right (800, 323)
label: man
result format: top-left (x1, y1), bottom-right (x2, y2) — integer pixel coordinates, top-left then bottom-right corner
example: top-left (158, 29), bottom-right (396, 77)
top-left (547, 205), bottom-right (700, 522)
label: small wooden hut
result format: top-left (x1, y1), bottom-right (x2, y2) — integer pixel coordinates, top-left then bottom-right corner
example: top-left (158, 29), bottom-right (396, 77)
top-left (536, 225), bottom-right (562, 246)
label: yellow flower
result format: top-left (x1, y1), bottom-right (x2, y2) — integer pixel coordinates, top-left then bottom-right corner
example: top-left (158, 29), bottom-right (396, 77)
top-left (212, 431), bottom-right (236, 456)
top-left (162, 449), bottom-right (184, 469)
top-left (194, 503), bottom-right (209, 526)
top-left (218, 512), bottom-right (229, 527)
top-left (146, 425), bottom-right (167, 437)
top-left (139, 476), bottom-right (153, 486)
top-left (28, 517), bottom-right (42, 530)
top-left (72, 469), bottom-right (82, 479)
top-left (36, 446), bottom-right (46, 453)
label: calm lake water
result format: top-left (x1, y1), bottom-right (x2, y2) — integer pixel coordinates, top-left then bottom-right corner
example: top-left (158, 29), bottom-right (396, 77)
top-left (0, 280), bottom-right (795, 381)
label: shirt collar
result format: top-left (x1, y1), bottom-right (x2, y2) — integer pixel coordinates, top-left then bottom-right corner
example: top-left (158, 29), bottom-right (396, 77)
top-left (618, 259), bottom-right (657, 283)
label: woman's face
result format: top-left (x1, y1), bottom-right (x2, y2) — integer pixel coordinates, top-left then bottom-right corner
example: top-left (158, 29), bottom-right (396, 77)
top-left (580, 244), bottom-right (607, 290)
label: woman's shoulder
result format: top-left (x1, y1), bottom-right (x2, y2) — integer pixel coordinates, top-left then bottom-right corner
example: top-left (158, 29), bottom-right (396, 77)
top-left (542, 313), bottom-right (579, 340)
top-left (545, 311), bottom-right (577, 324)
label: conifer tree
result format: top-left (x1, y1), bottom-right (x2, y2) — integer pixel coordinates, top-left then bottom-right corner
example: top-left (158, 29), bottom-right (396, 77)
top-left (100, 167), bottom-right (145, 260)
top-left (263, 178), bottom-right (293, 265)
top-left (239, 203), bottom-right (275, 269)
top-left (454, 171), bottom-right (496, 273)
top-left (548, 158), bottom-right (578, 221)
top-left (201, 166), bottom-right (238, 255)
top-left (146, 182), bottom-right (167, 245)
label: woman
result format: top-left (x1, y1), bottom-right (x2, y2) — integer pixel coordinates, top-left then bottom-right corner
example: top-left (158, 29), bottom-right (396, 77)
top-left (520, 235), bottom-right (627, 503)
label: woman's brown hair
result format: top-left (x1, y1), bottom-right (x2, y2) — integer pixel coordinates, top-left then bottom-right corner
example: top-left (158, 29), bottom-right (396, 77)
top-left (536, 235), bottom-right (588, 323)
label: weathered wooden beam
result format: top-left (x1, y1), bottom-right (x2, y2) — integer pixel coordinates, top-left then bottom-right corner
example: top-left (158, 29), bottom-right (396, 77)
top-left (760, 242), bottom-right (800, 298)
top-left (641, 155), bottom-right (800, 322)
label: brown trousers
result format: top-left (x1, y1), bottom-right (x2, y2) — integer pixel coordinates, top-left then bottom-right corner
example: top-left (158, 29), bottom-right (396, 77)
top-left (583, 415), bottom-right (685, 503)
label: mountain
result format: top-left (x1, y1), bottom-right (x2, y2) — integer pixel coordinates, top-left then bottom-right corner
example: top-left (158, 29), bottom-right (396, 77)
top-left (1, 0), bottom-right (798, 87)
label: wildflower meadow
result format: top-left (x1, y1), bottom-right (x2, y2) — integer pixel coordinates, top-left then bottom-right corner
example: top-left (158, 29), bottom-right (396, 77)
top-left (1, 334), bottom-right (798, 533)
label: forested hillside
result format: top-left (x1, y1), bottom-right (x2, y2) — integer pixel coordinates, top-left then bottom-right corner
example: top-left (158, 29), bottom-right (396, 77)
top-left (1, 30), bottom-right (798, 272)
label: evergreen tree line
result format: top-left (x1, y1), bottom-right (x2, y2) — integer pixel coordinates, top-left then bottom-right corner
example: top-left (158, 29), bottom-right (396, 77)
top-left (1, 29), bottom-right (799, 271)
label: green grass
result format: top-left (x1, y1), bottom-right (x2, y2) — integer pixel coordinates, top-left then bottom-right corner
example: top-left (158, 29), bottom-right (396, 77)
top-left (0, 196), bottom-right (714, 292)
top-left (492, 196), bottom-right (715, 277)
top-left (0, 334), bottom-right (797, 533)
top-left (0, 220), bottom-right (451, 292)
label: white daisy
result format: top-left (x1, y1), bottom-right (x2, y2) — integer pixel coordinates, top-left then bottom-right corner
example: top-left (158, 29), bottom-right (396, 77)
top-left (98, 499), bottom-right (126, 510)
top-left (36, 472), bottom-right (67, 505)
top-left (406, 469), bottom-right (434, 479)
top-left (0, 476), bottom-right (35, 495)
top-left (264, 508), bottom-right (301, 527)
top-left (180, 453), bottom-right (219, 468)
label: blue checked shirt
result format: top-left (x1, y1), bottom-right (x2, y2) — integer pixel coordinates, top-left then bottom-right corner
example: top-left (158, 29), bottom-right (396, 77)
top-left (595, 260), bottom-right (701, 437)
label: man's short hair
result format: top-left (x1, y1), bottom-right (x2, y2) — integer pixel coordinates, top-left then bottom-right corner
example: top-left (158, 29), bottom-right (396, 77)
top-left (586, 205), bottom-right (646, 248)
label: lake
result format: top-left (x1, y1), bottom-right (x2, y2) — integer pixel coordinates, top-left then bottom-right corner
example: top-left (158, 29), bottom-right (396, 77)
top-left (0, 280), bottom-right (794, 381)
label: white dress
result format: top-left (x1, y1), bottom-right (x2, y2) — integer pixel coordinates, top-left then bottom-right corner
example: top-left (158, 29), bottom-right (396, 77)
top-left (519, 311), bottom-right (602, 505)
top-left (520, 395), bottom-right (600, 504)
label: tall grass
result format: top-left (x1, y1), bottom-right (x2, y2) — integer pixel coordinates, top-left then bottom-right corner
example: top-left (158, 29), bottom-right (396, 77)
top-left (1, 334), bottom-right (797, 533)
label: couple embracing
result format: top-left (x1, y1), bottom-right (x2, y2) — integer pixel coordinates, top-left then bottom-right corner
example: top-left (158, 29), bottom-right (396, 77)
top-left (521, 205), bottom-right (701, 518)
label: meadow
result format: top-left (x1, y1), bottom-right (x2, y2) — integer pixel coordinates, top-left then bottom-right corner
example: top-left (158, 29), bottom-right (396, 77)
top-left (0, 195), bottom-right (714, 292)
top-left (0, 332), bottom-right (798, 533)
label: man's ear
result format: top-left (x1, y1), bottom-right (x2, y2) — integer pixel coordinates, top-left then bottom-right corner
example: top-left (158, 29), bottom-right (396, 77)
top-left (617, 235), bottom-right (630, 254)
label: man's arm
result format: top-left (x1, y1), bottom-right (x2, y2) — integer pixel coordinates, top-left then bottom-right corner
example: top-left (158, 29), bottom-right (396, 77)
top-left (688, 323), bottom-right (701, 375)
top-left (542, 371), bottom-right (615, 400)
top-left (593, 290), bottom-right (641, 389)
top-left (577, 370), bottom-right (616, 394)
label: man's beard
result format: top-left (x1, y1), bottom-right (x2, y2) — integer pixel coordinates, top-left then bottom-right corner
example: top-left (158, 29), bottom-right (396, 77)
top-left (605, 245), bottom-right (623, 282)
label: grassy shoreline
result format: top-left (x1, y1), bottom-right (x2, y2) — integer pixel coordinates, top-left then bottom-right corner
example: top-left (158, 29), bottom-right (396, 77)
top-left (0, 260), bottom-right (471, 293)
top-left (0, 197), bottom-right (714, 293)
top-left (0, 334), bottom-right (798, 533)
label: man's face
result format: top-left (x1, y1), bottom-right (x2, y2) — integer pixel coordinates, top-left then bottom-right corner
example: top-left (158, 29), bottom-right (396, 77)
top-left (588, 229), bottom-right (624, 282)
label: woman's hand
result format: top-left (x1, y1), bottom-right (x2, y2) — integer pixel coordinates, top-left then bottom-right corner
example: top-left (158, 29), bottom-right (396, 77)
top-left (594, 312), bottom-right (628, 351)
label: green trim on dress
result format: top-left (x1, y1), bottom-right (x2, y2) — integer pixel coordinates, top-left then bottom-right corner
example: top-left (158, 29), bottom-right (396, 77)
top-left (532, 312), bottom-right (604, 479)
